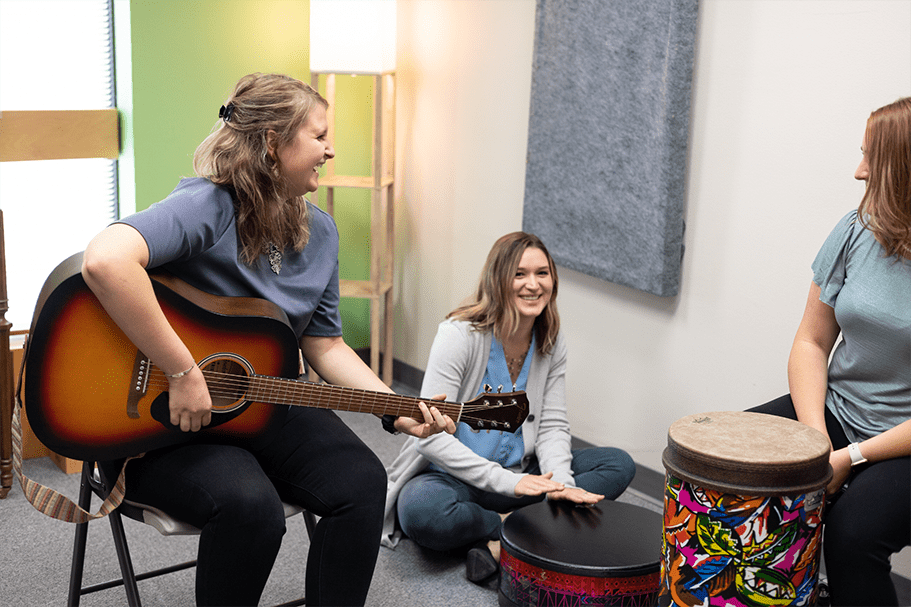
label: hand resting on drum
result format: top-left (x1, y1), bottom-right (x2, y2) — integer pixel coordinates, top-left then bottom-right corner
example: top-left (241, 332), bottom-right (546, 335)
top-left (515, 471), bottom-right (604, 505)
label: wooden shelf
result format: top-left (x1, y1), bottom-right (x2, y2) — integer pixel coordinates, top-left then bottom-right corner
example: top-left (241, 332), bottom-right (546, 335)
top-left (340, 278), bottom-right (393, 300)
top-left (312, 71), bottom-right (395, 385)
top-left (318, 174), bottom-right (393, 190)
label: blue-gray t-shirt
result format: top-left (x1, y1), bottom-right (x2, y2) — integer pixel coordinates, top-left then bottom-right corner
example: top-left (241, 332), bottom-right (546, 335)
top-left (118, 177), bottom-right (343, 341)
top-left (813, 210), bottom-right (911, 442)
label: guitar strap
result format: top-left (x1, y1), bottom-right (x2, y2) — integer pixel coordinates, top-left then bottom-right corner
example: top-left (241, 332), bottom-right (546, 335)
top-left (12, 336), bottom-right (139, 524)
top-left (11, 396), bottom-right (139, 522)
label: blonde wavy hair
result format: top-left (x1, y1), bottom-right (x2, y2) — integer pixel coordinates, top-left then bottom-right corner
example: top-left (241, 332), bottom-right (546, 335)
top-left (449, 232), bottom-right (560, 355)
top-left (193, 73), bottom-right (328, 264)
top-left (858, 96), bottom-right (911, 260)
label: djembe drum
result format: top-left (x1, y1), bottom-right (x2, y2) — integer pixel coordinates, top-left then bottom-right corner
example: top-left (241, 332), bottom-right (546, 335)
top-left (660, 411), bottom-right (832, 606)
top-left (498, 499), bottom-right (662, 606)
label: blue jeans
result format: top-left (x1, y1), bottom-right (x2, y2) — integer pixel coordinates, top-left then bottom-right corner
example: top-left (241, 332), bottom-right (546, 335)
top-left (115, 406), bottom-right (386, 607)
top-left (395, 447), bottom-right (636, 552)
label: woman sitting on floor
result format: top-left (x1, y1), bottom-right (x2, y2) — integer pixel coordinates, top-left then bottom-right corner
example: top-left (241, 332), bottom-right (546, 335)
top-left (381, 231), bottom-right (636, 584)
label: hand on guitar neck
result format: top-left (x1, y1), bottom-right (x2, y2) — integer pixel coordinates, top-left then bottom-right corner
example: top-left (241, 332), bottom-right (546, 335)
top-left (390, 394), bottom-right (455, 438)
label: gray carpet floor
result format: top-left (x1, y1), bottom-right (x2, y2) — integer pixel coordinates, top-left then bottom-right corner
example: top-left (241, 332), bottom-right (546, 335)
top-left (0, 401), bottom-right (663, 607)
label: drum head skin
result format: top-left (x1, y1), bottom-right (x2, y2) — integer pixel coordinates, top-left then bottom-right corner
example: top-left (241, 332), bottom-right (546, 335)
top-left (663, 411), bottom-right (832, 495)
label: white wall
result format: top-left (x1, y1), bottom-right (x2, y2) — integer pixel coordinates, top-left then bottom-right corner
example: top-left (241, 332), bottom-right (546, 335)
top-left (394, 0), bottom-right (911, 474)
top-left (393, 0), bottom-right (534, 391)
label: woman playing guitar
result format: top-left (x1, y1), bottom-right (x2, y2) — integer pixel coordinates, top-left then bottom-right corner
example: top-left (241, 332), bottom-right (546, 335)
top-left (81, 73), bottom-right (456, 607)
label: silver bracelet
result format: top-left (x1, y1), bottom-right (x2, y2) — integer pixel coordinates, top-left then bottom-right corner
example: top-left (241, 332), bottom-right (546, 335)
top-left (165, 364), bottom-right (196, 379)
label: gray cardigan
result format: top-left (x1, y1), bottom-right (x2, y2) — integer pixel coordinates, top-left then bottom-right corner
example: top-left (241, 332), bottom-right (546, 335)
top-left (381, 319), bottom-right (573, 548)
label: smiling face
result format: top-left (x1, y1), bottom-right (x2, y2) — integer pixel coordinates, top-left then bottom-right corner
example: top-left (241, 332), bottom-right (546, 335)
top-left (274, 104), bottom-right (334, 197)
top-left (512, 246), bottom-right (553, 321)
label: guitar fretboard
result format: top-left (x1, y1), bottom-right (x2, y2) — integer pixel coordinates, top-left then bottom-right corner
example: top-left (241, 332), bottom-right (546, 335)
top-left (243, 374), bottom-right (464, 421)
top-left (191, 366), bottom-right (527, 432)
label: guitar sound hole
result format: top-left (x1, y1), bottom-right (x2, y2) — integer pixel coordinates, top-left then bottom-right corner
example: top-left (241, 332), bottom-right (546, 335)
top-left (202, 357), bottom-right (251, 412)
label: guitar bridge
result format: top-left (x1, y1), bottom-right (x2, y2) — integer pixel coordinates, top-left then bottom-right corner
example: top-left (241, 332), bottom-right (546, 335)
top-left (127, 351), bottom-right (151, 419)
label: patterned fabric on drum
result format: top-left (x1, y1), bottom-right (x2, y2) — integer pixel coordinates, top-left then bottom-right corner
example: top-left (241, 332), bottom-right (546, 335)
top-left (660, 474), bottom-right (825, 606)
top-left (500, 550), bottom-right (660, 607)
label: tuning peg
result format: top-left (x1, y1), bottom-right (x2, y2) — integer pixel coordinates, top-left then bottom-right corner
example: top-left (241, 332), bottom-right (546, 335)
top-left (497, 385), bottom-right (503, 393)
top-left (484, 383), bottom-right (492, 393)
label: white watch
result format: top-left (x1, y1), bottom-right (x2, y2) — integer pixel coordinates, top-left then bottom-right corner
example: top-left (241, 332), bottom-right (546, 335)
top-left (847, 442), bottom-right (867, 466)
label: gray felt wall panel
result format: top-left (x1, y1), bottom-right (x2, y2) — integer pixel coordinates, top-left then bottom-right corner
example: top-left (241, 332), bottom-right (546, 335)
top-left (522, 0), bottom-right (698, 297)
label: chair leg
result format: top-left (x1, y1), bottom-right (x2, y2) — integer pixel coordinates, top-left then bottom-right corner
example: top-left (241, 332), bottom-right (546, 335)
top-left (303, 510), bottom-right (317, 539)
top-left (67, 461), bottom-right (143, 607)
top-left (66, 462), bottom-right (94, 607)
top-left (109, 509), bottom-right (142, 606)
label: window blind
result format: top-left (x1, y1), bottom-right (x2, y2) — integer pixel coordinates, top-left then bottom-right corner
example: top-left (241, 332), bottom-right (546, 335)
top-left (0, 0), bottom-right (118, 331)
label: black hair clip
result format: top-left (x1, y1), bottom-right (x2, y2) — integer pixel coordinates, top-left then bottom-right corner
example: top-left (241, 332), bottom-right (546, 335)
top-left (219, 103), bottom-right (235, 123)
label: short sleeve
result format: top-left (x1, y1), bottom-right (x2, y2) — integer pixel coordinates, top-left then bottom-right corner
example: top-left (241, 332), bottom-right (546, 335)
top-left (301, 254), bottom-right (342, 337)
top-left (119, 178), bottom-right (236, 267)
top-left (811, 211), bottom-right (859, 308)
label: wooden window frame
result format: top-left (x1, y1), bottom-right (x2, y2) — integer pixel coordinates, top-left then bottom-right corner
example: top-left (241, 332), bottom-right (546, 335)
top-left (0, 109), bottom-right (119, 162)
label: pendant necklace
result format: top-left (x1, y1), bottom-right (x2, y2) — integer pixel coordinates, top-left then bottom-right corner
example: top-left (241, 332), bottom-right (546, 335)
top-left (267, 243), bottom-right (282, 275)
top-left (505, 338), bottom-right (531, 380)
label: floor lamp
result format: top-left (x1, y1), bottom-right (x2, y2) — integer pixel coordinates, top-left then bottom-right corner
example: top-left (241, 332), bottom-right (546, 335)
top-left (310, 0), bottom-right (397, 385)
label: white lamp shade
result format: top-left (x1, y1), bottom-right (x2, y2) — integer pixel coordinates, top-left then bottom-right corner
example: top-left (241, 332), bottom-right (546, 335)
top-left (310, 0), bottom-right (396, 74)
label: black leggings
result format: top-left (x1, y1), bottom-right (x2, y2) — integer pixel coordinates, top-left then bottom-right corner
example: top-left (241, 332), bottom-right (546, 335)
top-left (749, 395), bottom-right (910, 606)
top-left (120, 406), bottom-right (386, 606)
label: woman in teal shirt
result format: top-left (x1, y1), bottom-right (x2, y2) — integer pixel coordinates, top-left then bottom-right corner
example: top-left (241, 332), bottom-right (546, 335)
top-left (750, 97), bottom-right (911, 606)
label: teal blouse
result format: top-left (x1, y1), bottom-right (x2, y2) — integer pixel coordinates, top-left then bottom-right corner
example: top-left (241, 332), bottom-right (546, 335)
top-left (814, 211), bottom-right (911, 442)
top-left (436, 336), bottom-right (531, 470)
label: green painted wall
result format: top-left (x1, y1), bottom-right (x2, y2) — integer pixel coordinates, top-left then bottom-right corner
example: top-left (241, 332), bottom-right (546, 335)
top-left (129, 0), bottom-right (373, 346)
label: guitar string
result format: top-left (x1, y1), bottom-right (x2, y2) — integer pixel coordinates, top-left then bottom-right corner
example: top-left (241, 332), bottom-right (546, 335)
top-left (141, 368), bottom-right (522, 423)
top-left (142, 371), bottom-right (514, 419)
top-left (144, 369), bottom-right (523, 410)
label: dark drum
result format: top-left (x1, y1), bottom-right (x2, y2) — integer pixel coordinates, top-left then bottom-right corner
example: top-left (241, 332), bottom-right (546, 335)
top-left (498, 499), bottom-right (662, 606)
top-left (660, 411), bottom-right (832, 606)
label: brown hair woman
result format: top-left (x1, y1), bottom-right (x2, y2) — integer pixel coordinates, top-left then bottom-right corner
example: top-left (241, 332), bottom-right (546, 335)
top-left (82, 73), bottom-right (454, 606)
top-left (382, 231), bottom-right (637, 584)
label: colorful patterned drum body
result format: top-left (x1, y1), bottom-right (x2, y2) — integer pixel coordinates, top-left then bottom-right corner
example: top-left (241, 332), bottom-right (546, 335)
top-left (498, 499), bottom-right (662, 606)
top-left (660, 411), bottom-right (832, 606)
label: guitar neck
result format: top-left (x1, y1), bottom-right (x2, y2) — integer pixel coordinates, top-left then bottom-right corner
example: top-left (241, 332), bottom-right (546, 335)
top-left (243, 374), bottom-right (463, 421)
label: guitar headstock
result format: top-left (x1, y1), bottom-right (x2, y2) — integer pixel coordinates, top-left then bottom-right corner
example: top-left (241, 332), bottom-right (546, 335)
top-left (458, 390), bottom-right (529, 433)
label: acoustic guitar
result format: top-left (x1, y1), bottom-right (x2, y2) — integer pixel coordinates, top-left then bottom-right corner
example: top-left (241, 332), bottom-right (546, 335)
top-left (22, 252), bottom-right (529, 461)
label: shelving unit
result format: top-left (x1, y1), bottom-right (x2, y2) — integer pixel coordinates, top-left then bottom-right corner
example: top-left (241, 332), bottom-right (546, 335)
top-left (310, 71), bottom-right (395, 385)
